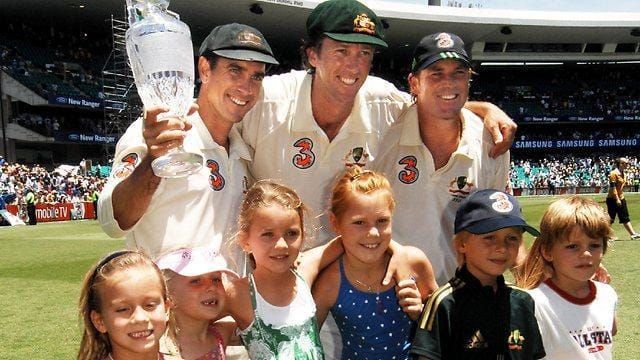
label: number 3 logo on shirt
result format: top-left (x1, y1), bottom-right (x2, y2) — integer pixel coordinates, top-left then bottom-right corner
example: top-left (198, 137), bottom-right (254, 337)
top-left (206, 159), bottom-right (225, 191)
top-left (292, 138), bottom-right (315, 169)
top-left (398, 155), bottom-right (419, 184)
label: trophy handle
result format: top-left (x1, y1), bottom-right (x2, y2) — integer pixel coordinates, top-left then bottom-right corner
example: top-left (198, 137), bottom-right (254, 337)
top-left (166, 9), bottom-right (180, 20)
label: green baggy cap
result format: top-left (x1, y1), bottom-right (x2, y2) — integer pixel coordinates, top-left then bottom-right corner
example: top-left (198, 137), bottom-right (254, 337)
top-left (306, 0), bottom-right (388, 48)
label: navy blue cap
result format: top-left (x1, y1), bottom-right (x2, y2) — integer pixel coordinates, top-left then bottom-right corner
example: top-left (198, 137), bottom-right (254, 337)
top-left (411, 32), bottom-right (470, 73)
top-left (454, 189), bottom-right (540, 236)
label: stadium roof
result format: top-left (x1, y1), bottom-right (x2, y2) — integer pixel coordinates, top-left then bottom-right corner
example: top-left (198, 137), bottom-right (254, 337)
top-left (3, 0), bottom-right (639, 61)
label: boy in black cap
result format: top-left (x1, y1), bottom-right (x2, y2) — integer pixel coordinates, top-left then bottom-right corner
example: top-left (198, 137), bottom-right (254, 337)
top-left (99, 24), bottom-right (277, 268)
top-left (373, 32), bottom-right (512, 286)
top-left (410, 189), bottom-right (545, 360)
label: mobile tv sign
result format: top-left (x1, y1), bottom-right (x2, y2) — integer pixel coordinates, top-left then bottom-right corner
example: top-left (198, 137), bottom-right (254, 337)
top-left (55, 132), bottom-right (118, 145)
top-left (49, 95), bottom-right (103, 109)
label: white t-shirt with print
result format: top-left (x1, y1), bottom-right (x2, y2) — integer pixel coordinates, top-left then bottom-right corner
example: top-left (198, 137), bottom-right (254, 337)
top-left (528, 280), bottom-right (617, 360)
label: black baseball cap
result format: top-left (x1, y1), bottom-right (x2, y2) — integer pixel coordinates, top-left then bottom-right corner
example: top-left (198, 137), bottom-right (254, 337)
top-left (411, 32), bottom-right (470, 73)
top-left (306, 0), bottom-right (387, 48)
top-left (454, 189), bottom-right (540, 236)
top-left (199, 23), bottom-right (279, 65)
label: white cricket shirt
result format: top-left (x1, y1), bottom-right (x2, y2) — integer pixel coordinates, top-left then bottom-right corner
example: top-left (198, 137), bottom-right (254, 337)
top-left (242, 70), bottom-right (409, 246)
top-left (372, 107), bottom-right (510, 284)
top-left (98, 111), bottom-right (251, 265)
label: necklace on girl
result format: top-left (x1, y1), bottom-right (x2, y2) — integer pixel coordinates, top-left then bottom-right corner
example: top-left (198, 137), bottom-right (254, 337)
top-left (108, 354), bottom-right (162, 360)
top-left (347, 266), bottom-right (386, 314)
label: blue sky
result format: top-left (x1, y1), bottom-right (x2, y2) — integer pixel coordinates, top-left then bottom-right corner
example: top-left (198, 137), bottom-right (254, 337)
top-left (401, 0), bottom-right (640, 12)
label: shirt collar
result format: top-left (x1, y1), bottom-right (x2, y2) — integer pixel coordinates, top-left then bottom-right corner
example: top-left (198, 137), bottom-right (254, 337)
top-left (399, 106), bottom-right (475, 161)
top-left (399, 105), bottom-right (422, 146)
top-left (453, 108), bottom-right (478, 160)
top-left (186, 111), bottom-right (252, 161)
top-left (291, 73), bottom-right (372, 134)
top-left (455, 264), bottom-right (506, 292)
top-left (228, 124), bottom-right (252, 161)
top-left (185, 111), bottom-right (214, 149)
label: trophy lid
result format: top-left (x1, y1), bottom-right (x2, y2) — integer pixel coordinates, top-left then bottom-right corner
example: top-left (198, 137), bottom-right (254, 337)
top-left (126, 0), bottom-right (171, 25)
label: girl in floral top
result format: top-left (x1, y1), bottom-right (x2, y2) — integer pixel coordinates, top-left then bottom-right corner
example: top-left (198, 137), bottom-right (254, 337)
top-left (225, 180), bottom-right (343, 359)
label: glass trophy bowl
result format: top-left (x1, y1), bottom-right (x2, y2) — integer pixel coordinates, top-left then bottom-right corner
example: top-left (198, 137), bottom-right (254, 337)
top-left (126, 0), bottom-right (203, 178)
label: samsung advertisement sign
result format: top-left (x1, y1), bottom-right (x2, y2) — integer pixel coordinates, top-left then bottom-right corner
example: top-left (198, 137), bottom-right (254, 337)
top-left (514, 138), bottom-right (638, 149)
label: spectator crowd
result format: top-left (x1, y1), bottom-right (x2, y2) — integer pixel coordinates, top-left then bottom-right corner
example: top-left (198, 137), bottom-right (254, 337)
top-left (511, 155), bottom-right (640, 189)
top-left (10, 112), bottom-right (104, 137)
top-left (0, 160), bottom-right (106, 212)
top-left (471, 66), bottom-right (640, 119)
top-left (0, 22), bottom-right (107, 101)
top-left (1, 155), bottom-right (638, 217)
top-left (3, 20), bottom-right (640, 130)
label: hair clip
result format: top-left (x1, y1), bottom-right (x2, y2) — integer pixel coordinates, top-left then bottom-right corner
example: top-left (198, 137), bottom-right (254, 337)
top-left (350, 170), bottom-right (374, 181)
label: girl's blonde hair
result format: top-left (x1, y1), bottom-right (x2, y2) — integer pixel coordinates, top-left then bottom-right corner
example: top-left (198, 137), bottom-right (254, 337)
top-left (330, 167), bottom-right (395, 220)
top-left (77, 250), bottom-right (168, 360)
top-left (161, 269), bottom-right (180, 352)
top-left (515, 196), bottom-right (613, 289)
top-left (237, 179), bottom-right (308, 242)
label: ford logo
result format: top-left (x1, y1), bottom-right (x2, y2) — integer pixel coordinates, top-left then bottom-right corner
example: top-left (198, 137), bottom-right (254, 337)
top-left (69, 134), bottom-right (79, 141)
top-left (56, 96), bottom-right (67, 103)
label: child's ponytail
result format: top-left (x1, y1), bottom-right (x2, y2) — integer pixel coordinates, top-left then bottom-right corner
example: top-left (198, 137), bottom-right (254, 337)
top-left (515, 237), bottom-right (551, 289)
top-left (330, 167), bottom-right (395, 221)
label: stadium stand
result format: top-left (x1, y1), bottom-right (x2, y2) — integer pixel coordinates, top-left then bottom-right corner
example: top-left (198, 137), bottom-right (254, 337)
top-left (10, 112), bottom-right (103, 137)
top-left (0, 21), bottom-right (107, 100)
top-left (0, 3), bottom-right (638, 201)
top-left (510, 155), bottom-right (639, 194)
top-left (0, 160), bottom-right (108, 224)
top-left (471, 65), bottom-right (640, 121)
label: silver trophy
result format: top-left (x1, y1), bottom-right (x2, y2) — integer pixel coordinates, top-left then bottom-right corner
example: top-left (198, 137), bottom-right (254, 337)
top-left (125, 0), bottom-right (203, 178)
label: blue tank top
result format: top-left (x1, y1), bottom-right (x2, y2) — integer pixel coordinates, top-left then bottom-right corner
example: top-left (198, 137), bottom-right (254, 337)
top-left (330, 258), bottom-right (414, 360)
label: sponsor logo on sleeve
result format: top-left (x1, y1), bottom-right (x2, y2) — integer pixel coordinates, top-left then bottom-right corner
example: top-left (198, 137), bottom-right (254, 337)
top-left (112, 153), bottom-right (139, 179)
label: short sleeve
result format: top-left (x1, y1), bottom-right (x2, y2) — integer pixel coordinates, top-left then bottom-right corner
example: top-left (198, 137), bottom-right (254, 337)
top-left (97, 118), bottom-right (147, 238)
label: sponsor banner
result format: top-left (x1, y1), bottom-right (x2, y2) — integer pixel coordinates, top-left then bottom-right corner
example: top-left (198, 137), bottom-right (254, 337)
top-left (512, 186), bottom-right (638, 196)
top-left (518, 114), bottom-right (638, 123)
top-left (260, 0), bottom-right (306, 6)
top-left (6, 202), bottom-right (96, 222)
top-left (34, 203), bottom-right (72, 222)
top-left (513, 138), bottom-right (639, 150)
top-left (566, 116), bottom-right (606, 122)
top-left (614, 115), bottom-right (640, 121)
top-left (49, 95), bottom-right (102, 109)
top-left (521, 116), bottom-right (561, 123)
top-left (54, 131), bottom-right (118, 144)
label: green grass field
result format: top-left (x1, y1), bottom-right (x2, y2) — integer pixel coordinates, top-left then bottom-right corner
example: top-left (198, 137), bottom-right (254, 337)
top-left (0, 194), bottom-right (639, 359)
